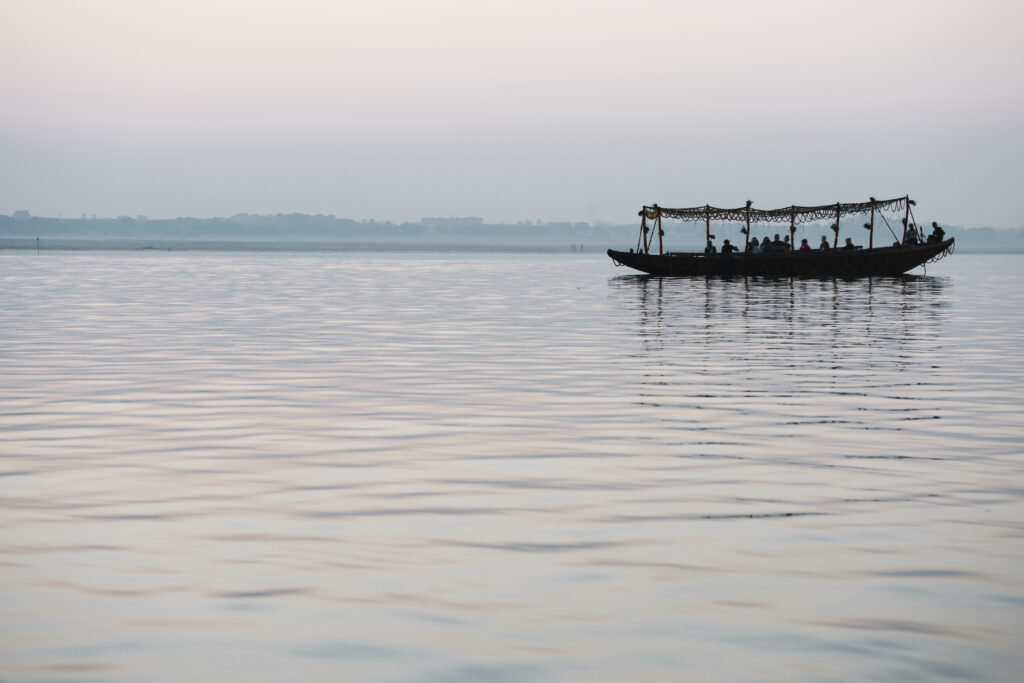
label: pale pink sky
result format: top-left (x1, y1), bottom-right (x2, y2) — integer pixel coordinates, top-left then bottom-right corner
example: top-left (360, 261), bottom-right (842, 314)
top-left (2, 0), bottom-right (1022, 226)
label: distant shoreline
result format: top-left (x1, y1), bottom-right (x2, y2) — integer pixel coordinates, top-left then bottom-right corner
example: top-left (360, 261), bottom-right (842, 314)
top-left (0, 238), bottom-right (608, 254)
top-left (4, 212), bottom-right (1024, 254)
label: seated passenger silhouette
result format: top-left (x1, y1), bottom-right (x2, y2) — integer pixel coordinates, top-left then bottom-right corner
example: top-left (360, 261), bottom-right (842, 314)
top-left (799, 238), bottom-right (811, 251)
top-left (842, 237), bottom-right (860, 250)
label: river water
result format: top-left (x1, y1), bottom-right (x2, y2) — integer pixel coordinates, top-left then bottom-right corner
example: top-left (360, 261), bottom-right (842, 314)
top-left (1, 251), bottom-right (1022, 681)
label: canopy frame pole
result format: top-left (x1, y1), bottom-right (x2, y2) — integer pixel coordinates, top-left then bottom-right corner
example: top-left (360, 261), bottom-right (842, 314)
top-left (869, 201), bottom-right (875, 249)
top-left (637, 214), bottom-right (646, 253)
top-left (704, 206), bottom-right (712, 275)
top-left (744, 203), bottom-right (751, 251)
top-left (789, 206), bottom-right (796, 252)
top-left (657, 212), bottom-right (664, 255)
top-left (833, 202), bottom-right (841, 248)
top-left (705, 205), bottom-right (711, 249)
top-left (903, 196), bottom-right (910, 244)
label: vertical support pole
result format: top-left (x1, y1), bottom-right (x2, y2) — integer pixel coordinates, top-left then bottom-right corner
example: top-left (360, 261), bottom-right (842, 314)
top-left (705, 205), bottom-right (711, 251)
top-left (657, 212), bottom-right (663, 255)
top-left (869, 201), bottom-right (875, 249)
top-left (789, 207), bottom-right (795, 251)
top-left (833, 202), bottom-right (841, 248)
top-left (903, 196), bottom-right (910, 244)
top-left (637, 214), bottom-right (646, 253)
top-left (704, 206), bottom-right (712, 275)
top-left (744, 204), bottom-right (751, 251)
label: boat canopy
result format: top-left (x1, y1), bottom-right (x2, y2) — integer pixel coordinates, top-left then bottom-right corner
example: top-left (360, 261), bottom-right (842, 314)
top-left (642, 196), bottom-right (909, 225)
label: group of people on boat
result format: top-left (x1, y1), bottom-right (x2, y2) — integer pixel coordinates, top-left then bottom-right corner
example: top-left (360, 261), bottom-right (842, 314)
top-left (747, 234), bottom-right (793, 254)
top-left (895, 222), bottom-right (947, 248)
top-left (705, 233), bottom-right (860, 255)
top-left (702, 222), bottom-right (947, 257)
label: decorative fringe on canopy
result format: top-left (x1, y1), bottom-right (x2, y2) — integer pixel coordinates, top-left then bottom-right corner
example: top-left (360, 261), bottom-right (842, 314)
top-left (642, 196), bottom-right (909, 225)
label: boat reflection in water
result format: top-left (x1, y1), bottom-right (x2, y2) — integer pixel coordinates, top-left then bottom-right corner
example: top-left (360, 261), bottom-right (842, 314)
top-left (607, 271), bottom-right (950, 426)
top-left (612, 274), bottom-right (948, 351)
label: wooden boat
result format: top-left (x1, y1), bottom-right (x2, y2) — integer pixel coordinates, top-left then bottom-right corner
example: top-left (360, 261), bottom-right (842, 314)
top-left (608, 196), bottom-right (954, 277)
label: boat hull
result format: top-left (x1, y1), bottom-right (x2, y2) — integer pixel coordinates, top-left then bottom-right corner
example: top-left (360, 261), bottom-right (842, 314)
top-left (608, 239), bottom-right (954, 277)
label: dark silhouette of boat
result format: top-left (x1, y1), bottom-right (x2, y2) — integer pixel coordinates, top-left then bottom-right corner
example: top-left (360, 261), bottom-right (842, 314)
top-left (608, 196), bottom-right (954, 277)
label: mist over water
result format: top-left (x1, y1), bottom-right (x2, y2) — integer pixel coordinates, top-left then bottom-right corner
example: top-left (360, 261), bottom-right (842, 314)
top-left (1, 251), bottom-right (1022, 681)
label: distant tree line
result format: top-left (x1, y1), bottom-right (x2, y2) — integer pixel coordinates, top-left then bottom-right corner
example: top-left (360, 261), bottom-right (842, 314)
top-left (2, 211), bottom-right (1022, 250)
top-left (0, 212), bottom-right (637, 245)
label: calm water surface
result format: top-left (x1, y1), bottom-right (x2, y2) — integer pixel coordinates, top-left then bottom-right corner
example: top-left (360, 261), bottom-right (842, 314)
top-left (1, 251), bottom-right (1022, 681)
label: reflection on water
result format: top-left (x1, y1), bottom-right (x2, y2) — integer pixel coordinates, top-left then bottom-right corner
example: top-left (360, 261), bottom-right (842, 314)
top-left (617, 274), bottom-right (950, 384)
top-left (1, 252), bottom-right (1022, 681)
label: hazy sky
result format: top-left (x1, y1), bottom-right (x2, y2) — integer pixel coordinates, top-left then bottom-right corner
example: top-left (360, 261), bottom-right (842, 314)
top-left (2, 0), bottom-right (1022, 226)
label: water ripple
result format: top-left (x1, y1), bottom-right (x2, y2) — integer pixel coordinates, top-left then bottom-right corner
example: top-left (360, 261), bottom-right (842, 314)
top-left (1, 252), bottom-right (1023, 681)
